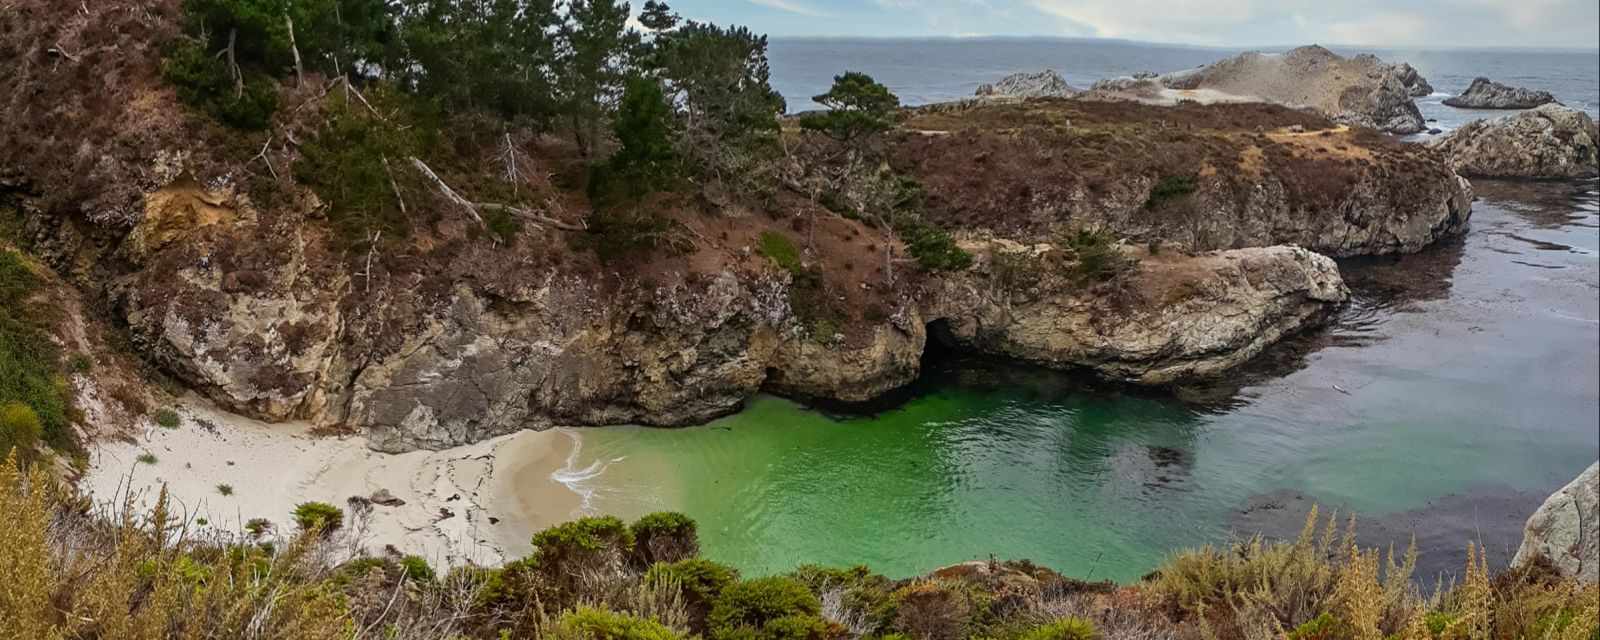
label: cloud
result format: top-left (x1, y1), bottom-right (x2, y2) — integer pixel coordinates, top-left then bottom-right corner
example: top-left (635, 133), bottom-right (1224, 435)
top-left (747, 0), bottom-right (828, 17)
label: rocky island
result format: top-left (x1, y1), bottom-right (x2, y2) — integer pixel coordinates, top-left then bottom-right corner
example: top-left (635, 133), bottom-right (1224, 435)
top-left (1444, 77), bottom-right (1560, 109)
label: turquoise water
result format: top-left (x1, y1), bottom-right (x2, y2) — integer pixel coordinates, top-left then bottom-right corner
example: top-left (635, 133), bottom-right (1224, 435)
top-left (558, 180), bottom-right (1600, 582)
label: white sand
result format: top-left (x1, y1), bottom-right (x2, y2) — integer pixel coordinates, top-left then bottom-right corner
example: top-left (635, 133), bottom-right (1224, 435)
top-left (81, 397), bottom-right (585, 567)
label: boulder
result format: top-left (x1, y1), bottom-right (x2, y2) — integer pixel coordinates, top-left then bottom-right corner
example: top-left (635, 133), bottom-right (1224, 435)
top-left (1393, 62), bottom-right (1434, 97)
top-left (1083, 46), bottom-right (1426, 134)
top-left (1432, 105), bottom-right (1600, 179)
top-left (976, 70), bottom-right (1078, 99)
top-left (1443, 77), bottom-right (1558, 109)
top-left (1514, 463), bottom-right (1598, 583)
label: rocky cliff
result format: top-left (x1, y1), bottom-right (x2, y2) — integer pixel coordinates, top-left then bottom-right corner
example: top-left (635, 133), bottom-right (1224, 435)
top-left (1515, 463), bottom-right (1599, 584)
top-left (1432, 105), bottom-right (1600, 179)
top-left (2, 7), bottom-right (1471, 453)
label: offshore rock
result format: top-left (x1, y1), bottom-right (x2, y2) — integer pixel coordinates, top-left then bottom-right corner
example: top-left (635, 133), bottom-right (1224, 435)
top-left (1443, 77), bottom-right (1558, 110)
top-left (976, 70), bottom-right (1079, 99)
top-left (1432, 105), bottom-right (1600, 179)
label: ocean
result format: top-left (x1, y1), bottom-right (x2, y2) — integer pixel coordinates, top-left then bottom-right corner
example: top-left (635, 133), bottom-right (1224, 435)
top-left (766, 38), bottom-right (1600, 134)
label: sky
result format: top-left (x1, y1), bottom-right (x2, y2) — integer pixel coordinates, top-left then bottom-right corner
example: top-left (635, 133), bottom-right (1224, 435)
top-left (656, 0), bottom-right (1600, 49)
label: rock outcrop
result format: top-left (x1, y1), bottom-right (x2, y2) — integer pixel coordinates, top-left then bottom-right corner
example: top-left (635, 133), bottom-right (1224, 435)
top-left (1394, 62), bottom-right (1434, 97)
top-left (1432, 105), bottom-right (1600, 179)
top-left (976, 70), bottom-right (1079, 99)
top-left (1084, 46), bottom-right (1427, 134)
top-left (340, 240), bottom-right (1346, 452)
top-left (1443, 78), bottom-right (1558, 110)
top-left (1514, 463), bottom-right (1598, 583)
top-left (927, 242), bottom-right (1348, 385)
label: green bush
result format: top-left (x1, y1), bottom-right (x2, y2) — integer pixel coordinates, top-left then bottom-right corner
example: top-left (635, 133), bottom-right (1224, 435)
top-left (294, 88), bottom-right (433, 247)
top-left (1061, 229), bottom-right (1130, 284)
top-left (758, 232), bottom-right (804, 275)
top-left (1285, 612), bottom-right (1349, 640)
top-left (1143, 174), bottom-right (1197, 210)
top-left (162, 38), bottom-right (279, 130)
top-left (533, 516), bottom-right (635, 562)
top-left (549, 605), bottom-right (687, 640)
top-left (154, 409), bottom-right (181, 429)
top-left (1019, 617), bottom-right (1100, 640)
top-left (0, 402), bottom-right (42, 463)
top-left (216, 483), bottom-right (234, 496)
top-left (292, 501), bottom-right (344, 534)
top-left (647, 558), bottom-right (739, 627)
top-left (399, 554), bottom-right (435, 583)
top-left (709, 576), bottom-right (823, 640)
top-left (0, 250), bottom-right (71, 452)
top-left (136, 452), bottom-right (158, 465)
top-left (632, 512), bottom-right (699, 565)
top-left (895, 218), bottom-right (972, 272)
top-left (582, 207), bottom-right (683, 263)
top-left (791, 565), bottom-right (896, 635)
top-left (243, 517), bottom-right (272, 537)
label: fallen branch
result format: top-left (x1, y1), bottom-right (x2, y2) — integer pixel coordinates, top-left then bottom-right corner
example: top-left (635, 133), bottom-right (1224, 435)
top-left (409, 158), bottom-right (483, 226)
top-left (477, 203), bottom-right (588, 232)
top-left (344, 78), bottom-right (386, 121)
top-left (226, 28), bottom-right (241, 99)
top-left (381, 155), bottom-right (406, 216)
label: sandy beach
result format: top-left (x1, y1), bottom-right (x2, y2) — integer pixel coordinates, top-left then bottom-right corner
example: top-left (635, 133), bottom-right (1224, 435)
top-left (81, 397), bottom-right (586, 567)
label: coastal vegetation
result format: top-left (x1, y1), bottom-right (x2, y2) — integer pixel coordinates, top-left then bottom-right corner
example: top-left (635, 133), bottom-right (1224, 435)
top-left (2, 457), bottom-right (1594, 640)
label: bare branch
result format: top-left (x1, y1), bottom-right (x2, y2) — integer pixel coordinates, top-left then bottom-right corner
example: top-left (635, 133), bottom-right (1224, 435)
top-left (226, 28), bottom-right (241, 99)
top-left (344, 78), bottom-right (386, 121)
top-left (47, 43), bottom-right (80, 62)
top-left (381, 155), bottom-right (406, 216)
top-left (409, 157), bottom-right (483, 226)
top-left (251, 135), bottom-right (278, 180)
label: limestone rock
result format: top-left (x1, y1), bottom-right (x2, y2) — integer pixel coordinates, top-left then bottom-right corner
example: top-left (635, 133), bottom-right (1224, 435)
top-left (1443, 77), bottom-right (1558, 110)
top-left (976, 70), bottom-right (1078, 99)
top-left (1432, 105), bottom-right (1600, 179)
top-left (1514, 463), bottom-right (1598, 583)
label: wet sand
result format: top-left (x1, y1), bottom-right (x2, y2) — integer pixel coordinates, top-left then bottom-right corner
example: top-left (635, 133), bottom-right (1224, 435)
top-left (82, 397), bottom-right (584, 567)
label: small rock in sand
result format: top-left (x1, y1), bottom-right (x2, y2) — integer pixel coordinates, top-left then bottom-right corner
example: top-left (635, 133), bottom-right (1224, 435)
top-left (371, 488), bottom-right (406, 507)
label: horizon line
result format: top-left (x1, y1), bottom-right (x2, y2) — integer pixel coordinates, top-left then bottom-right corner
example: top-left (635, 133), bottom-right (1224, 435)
top-left (760, 34), bottom-right (1600, 54)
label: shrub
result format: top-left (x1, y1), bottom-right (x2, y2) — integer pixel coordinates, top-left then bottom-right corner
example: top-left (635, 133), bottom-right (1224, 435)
top-left (1061, 229), bottom-right (1130, 284)
top-left (758, 232), bottom-right (805, 275)
top-left (292, 501), bottom-right (344, 534)
top-left (1020, 617), bottom-right (1101, 640)
top-left (162, 38), bottom-right (279, 130)
top-left (1143, 174), bottom-right (1197, 210)
top-left (0, 250), bottom-right (72, 452)
top-left (216, 483), bottom-right (234, 496)
top-left (136, 452), bottom-right (158, 465)
top-left (1285, 612), bottom-right (1348, 640)
top-left (154, 408), bottom-right (181, 429)
top-left (400, 554), bottom-right (436, 583)
top-left (294, 87), bottom-right (436, 247)
top-left (895, 218), bottom-right (972, 272)
top-left (632, 512), bottom-right (699, 566)
top-left (244, 517), bottom-right (272, 537)
top-left (709, 576), bottom-right (824, 640)
top-left (582, 207), bottom-right (683, 262)
top-left (648, 558), bottom-right (739, 629)
top-left (0, 402), bottom-right (42, 463)
top-left (549, 605), bottom-right (687, 640)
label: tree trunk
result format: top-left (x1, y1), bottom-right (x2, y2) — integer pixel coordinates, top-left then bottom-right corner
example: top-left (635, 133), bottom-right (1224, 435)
top-left (227, 28), bottom-right (241, 98)
top-left (285, 14), bottom-right (304, 88)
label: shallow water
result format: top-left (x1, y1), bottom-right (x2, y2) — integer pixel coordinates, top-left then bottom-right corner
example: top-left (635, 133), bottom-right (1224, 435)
top-left (554, 179), bottom-right (1600, 582)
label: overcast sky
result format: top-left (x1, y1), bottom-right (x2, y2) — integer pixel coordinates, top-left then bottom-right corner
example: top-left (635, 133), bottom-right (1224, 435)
top-left (657, 0), bottom-right (1599, 49)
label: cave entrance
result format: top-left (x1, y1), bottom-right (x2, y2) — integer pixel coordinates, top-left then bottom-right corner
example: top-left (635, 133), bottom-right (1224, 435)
top-left (921, 318), bottom-right (962, 371)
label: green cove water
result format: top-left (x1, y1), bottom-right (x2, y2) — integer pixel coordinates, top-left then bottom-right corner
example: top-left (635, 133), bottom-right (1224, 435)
top-left (551, 180), bottom-right (1600, 582)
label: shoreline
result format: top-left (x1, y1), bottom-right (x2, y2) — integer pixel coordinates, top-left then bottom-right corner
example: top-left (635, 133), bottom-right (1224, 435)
top-left (80, 397), bottom-right (587, 567)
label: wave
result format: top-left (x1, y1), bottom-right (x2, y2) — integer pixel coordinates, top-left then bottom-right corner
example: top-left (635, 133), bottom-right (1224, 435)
top-left (550, 429), bottom-right (625, 512)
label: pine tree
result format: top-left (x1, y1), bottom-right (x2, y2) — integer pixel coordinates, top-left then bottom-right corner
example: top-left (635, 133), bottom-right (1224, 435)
top-left (558, 0), bottom-right (640, 157)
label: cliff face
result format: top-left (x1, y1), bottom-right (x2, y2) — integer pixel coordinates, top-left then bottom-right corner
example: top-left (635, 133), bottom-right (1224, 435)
top-left (2, 4), bottom-right (1471, 452)
top-left (895, 100), bottom-right (1472, 258)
